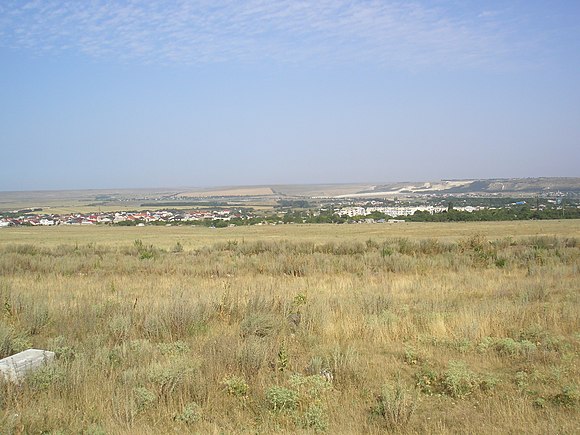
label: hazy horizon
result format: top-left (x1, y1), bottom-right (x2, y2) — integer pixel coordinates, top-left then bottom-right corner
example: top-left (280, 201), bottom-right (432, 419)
top-left (1, 1), bottom-right (579, 191)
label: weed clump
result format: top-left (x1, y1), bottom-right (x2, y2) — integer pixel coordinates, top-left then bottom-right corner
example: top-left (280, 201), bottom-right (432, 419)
top-left (551, 385), bottom-right (579, 408)
top-left (157, 341), bottom-right (189, 355)
top-left (0, 321), bottom-right (31, 358)
top-left (478, 337), bottom-right (537, 358)
top-left (415, 364), bottom-right (440, 395)
top-left (222, 374), bottom-right (249, 397)
top-left (134, 239), bottom-right (157, 260)
top-left (442, 361), bottom-right (480, 398)
top-left (134, 386), bottom-right (156, 412)
top-left (25, 364), bottom-right (65, 391)
top-left (415, 361), bottom-right (497, 398)
top-left (174, 401), bottom-right (202, 424)
top-left (265, 373), bottom-right (333, 431)
top-left (288, 373), bottom-right (332, 398)
top-left (371, 383), bottom-right (416, 430)
top-left (494, 338), bottom-right (537, 357)
top-left (266, 386), bottom-right (299, 411)
top-left (147, 358), bottom-right (198, 398)
top-left (403, 346), bottom-right (422, 365)
top-left (240, 313), bottom-right (278, 338)
top-left (300, 403), bottom-right (328, 432)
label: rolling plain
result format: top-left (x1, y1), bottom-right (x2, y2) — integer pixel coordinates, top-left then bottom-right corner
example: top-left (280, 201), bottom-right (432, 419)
top-left (1, 220), bottom-right (579, 433)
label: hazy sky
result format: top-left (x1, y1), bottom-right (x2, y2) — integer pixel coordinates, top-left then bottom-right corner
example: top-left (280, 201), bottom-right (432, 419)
top-left (1, 1), bottom-right (579, 191)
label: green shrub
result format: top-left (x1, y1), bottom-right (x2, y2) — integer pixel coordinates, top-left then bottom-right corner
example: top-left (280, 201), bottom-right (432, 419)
top-left (174, 402), bottom-right (202, 425)
top-left (48, 336), bottom-right (76, 362)
top-left (171, 241), bottom-right (184, 253)
top-left (404, 346), bottom-right (421, 365)
top-left (495, 257), bottom-right (507, 268)
top-left (0, 321), bottom-right (31, 358)
top-left (26, 364), bottom-right (65, 391)
top-left (514, 371), bottom-right (529, 390)
top-left (442, 361), bottom-right (479, 398)
top-left (419, 238), bottom-right (444, 255)
top-left (478, 337), bottom-right (537, 357)
top-left (107, 347), bottom-right (123, 367)
top-left (396, 238), bottom-right (413, 255)
top-left (381, 246), bottom-right (393, 257)
top-left (288, 374), bottom-right (331, 399)
top-left (328, 344), bottom-right (360, 386)
top-left (134, 387), bottom-right (156, 412)
top-left (236, 336), bottom-right (271, 374)
top-left (521, 285), bottom-right (548, 303)
top-left (519, 326), bottom-right (563, 352)
top-left (300, 402), bottom-right (328, 432)
top-left (157, 341), bottom-right (190, 355)
top-left (551, 385), bottom-right (579, 408)
top-left (476, 336), bottom-right (495, 353)
top-left (129, 338), bottom-right (154, 355)
top-left (83, 424), bottom-right (107, 435)
top-left (266, 386), bottom-right (299, 411)
top-left (306, 356), bottom-right (325, 375)
top-left (451, 339), bottom-right (473, 354)
top-left (240, 313), bottom-right (278, 338)
top-left (222, 374), bottom-right (249, 397)
top-left (533, 397), bottom-right (547, 408)
top-left (147, 359), bottom-right (197, 397)
top-left (494, 338), bottom-right (537, 357)
top-left (359, 293), bottom-right (392, 315)
top-left (480, 375), bottom-right (499, 393)
top-left (163, 296), bottom-right (210, 339)
top-left (277, 344), bottom-right (289, 372)
top-left (266, 374), bottom-right (332, 429)
top-left (25, 304), bottom-right (50, 335)
top-left (293, 293), bottom-right (307, 307)
top-left (134, 239), bottom-right (157, 260)
top-left (371, 383), bottom-right (416, 430)
top-left (415, 364), bottom-right (439, 395)
top-left (108, 315), bottom-right (131, 343)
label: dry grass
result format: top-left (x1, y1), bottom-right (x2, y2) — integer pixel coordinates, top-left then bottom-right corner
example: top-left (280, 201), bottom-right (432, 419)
top-left (0, 221), bottom-right (578, 434)
top-left (179, 187), bottom-right (275, 197)
top-left (2, 219), bottom-right (579, 249)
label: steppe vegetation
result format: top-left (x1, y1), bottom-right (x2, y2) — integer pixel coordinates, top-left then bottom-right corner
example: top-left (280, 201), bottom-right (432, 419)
top-left (0, 221), bottom-right (579, 433)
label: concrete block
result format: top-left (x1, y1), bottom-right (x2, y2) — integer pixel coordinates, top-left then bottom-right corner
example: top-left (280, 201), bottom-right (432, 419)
top-left (0, 349), bottom-right (56, 383)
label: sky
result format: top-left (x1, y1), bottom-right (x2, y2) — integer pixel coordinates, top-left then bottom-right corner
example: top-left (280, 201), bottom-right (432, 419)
top-left (1, 0), bottom-right (579, 191)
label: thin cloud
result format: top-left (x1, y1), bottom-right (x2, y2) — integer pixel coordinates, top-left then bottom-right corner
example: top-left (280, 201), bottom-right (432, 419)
top-left (0, 0), bottom-right (540, 69)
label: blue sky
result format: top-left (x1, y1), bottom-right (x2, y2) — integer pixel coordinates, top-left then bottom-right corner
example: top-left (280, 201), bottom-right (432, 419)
top-left (1, 0), bottom-right (579, 191)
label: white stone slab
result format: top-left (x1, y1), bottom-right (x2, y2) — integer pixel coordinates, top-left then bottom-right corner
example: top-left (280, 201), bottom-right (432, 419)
top-left (0, 349), bottom-right (56, 383)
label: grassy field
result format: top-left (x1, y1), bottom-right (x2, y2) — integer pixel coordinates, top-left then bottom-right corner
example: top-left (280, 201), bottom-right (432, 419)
top-left (2, 220), bottom-right (579, 249)
top-left (0, 221), bottom-right (579, 433)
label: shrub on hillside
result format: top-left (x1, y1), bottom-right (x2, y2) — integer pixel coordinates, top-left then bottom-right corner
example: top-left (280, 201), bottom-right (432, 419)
top-left (371, 383), bottom-right (416, 430)
top-left (442, 361), bottom-right (479, 398)
top-left (222, 374), bottom-right (249, 397)
top-left (266, 386), bottom-right (299, 411)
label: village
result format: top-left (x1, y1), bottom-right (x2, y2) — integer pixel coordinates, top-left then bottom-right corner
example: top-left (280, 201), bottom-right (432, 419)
top-left (0, 204), bottom-right (464, 227)
top-left (335, 204), bottom-right (482, 217)
top-left (0, 204), bottom-right (508, 228)
top-left (1, 194), bottom-right (577, 228)
top-left (0, 209), bottom-right (246, 227)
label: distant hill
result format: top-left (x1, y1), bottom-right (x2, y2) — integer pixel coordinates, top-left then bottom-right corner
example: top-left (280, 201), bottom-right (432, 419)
top-left (178, 186), bottom-right (274, 197)
top-left (330, 177), bottom-right (580, 198)
top-left (1, 178), bottom-right (579, 213)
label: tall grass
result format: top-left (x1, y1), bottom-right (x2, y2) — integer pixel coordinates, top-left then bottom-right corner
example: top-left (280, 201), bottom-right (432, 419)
top-left (0, 225), bottom-right (578, 433)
